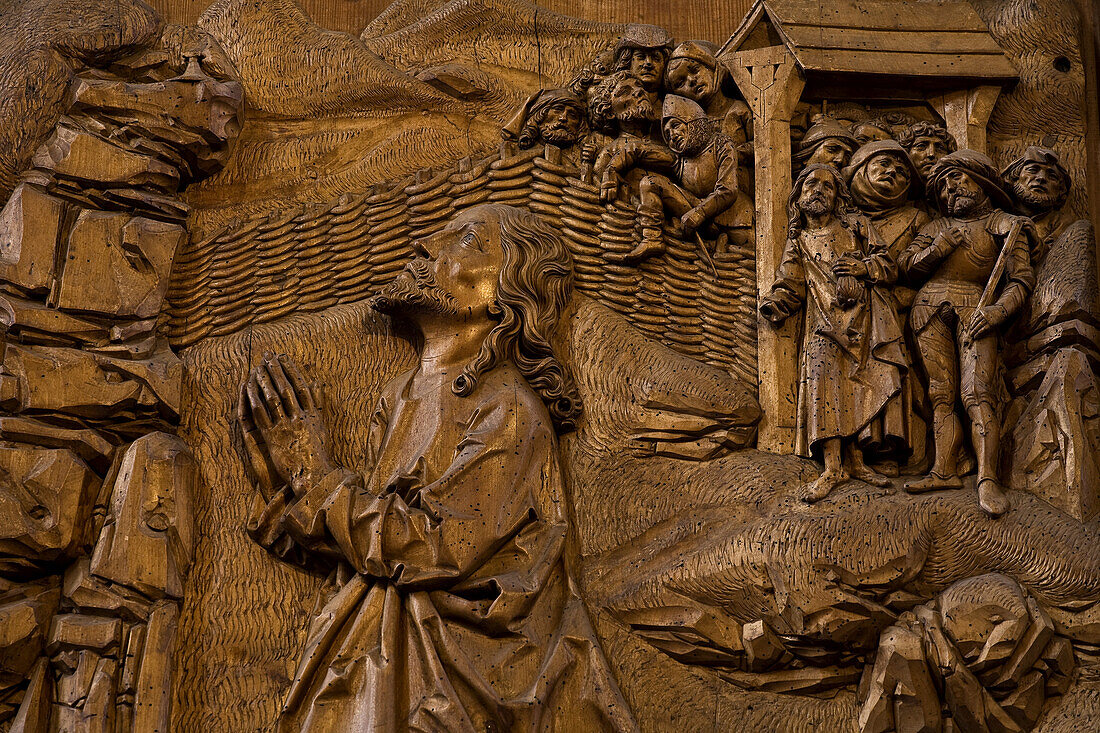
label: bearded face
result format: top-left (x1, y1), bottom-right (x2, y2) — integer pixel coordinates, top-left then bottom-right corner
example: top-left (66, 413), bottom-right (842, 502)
top-left (865, 153), bottom-right (912, 200)
top-left (536, 102), bottom-right (585, 146)
top-left (939, 169), bottom-right (987, 216)
top-left (799, 168), bottom-right (838, 217)
top-left (610, 77), bottom-right (658, 125)
top-left (663, 117), bottom-right (710, 156)
top-left (1011, 161), bottom-right (1067, 214)
top-left (372, 257), bottom-right (461, 318)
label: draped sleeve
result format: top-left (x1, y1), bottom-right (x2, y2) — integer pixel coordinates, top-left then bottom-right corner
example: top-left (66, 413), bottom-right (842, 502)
top-left (250, 385), bottom-right (556, 593)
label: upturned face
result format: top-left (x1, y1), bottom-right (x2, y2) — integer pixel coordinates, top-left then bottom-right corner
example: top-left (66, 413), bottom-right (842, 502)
top-left (940, 168), bottom-right (987, 216)
top-left (1012, 161), bottom-right (1067, 213)
top-left (374, 207), bottom-right (504, 322)
top-left (799, 169), bottom-right (838, 217)
top-left (807, 138), bottom-right (854, 169)
top-left (611, 77), bottom-right (657, 124)
top-left (865, 153), bottom-right (912, 200)
top-left (629, 48), bottom-right (666, 90)
top-left (538, 102), bottom-right (585, 145)
top-left (909, 135), bottom-right (953, 177)
top-left (665, 58), bottom-right (714, 105)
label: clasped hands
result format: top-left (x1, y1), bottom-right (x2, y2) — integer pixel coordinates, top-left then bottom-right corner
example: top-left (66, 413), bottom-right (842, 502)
top-left (238, 353), bottom-right (336, 499)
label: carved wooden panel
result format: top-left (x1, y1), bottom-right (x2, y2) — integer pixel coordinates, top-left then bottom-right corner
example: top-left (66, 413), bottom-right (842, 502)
top-left (0, 0), bottom-right (1098, 732)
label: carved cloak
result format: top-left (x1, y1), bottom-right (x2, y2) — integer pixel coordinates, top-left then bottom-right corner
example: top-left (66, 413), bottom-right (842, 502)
top-left (248, 364), bottom-right (635, 732)
top-left (763, 216), bottom-right (908, 458)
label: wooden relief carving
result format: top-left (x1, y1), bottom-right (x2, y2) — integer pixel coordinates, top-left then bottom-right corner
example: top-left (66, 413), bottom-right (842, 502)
top-left (0, 0), bottom-right (1098, 731)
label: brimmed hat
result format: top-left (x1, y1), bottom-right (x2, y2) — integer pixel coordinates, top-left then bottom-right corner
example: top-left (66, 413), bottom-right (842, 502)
top-left (614, 24), bottom-right (674, 56)
top-left (927, 149), bottom-right (1014, 213)
top-left (795, 118), bottom-right (858, 162)
top-left (843, 140), bottom-right (919, 184)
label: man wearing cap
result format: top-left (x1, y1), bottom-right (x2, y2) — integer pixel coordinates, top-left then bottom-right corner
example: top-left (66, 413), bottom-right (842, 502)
top-left (794, 117), bottom-right (860, 172)
top-left (1002, 146), bottom-right (1074, 248)
top-left (598, 94), bottom-right (748, 262)
top-left (501, 87), bottom-right (589, 165)
top-left (845, 140), bottom-right (931, 465)
top-left (664, 40), bottom-right (751, 146)
top-left (899, 150), bottom-right (1037, 516)
top-left (612, 23), bottom-right (674, 93)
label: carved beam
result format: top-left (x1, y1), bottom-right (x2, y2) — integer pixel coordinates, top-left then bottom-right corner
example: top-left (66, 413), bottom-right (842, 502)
top-left (928, 85), bottom-right (1002, 154)
top-left (727, 44), bottom-right (805, 454)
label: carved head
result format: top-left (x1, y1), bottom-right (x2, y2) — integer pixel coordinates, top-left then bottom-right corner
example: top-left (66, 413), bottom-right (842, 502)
top-left (613, 24), bottom-right (673, 92)
top-left (589, 71), bottom-right (658, 133)
top-left (795, 118), bottom-right (859, 169)
top-left (928, 150), bottom-right (1012, 217)
top-left (852, 121), bottom-right (891, 146)
top-left (788, 164), bottom-right (856, 236)
top-left (844, 140), bottom-right (918, 208)
top-left (898, 121), bottom-right (958, 179)
top-left (1002, 146), bottom-right (1071, 216)
top-left (665, 40), bottom-right (724, 107)
top-left (514, 89), bottom-right (587, 149)
top-left (662, 95), bottom-right (712, 156)
top-left (374, 204), bottom-right (581, 430)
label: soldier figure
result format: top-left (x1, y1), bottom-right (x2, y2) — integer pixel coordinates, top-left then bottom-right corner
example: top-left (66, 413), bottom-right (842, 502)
top-left (599, 95), bottom-right (749, 262)
top-left (899, 150), bottom-right (1037, 516)
top-left (663, 40), bottom-right (752, 146)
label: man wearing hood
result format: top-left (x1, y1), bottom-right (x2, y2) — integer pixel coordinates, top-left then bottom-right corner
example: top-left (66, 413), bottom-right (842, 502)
top-left (845, 140), bottom-right (931, 465)
top-left (899, 150), bottom-right (1037, 516)
top-left (501, 87), bottom-right (588, 156)
top-left (598, 94), bottom-right (748, 262)
top-left (794, 117), bottom-right (859, 171)
top-left (664, 40), bottom-right (751, 146)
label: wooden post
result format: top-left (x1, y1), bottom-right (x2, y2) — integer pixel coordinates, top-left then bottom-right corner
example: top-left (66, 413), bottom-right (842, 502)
top-left (929, 85), bottom-right (1001, 153)
top-left (727, 45), bottom-right (805, 454)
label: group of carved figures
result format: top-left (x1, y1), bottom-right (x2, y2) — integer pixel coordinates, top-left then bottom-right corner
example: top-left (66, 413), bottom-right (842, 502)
top-left (764, 128), bottom-right (1082, 518)
top-left (501, 22), bottom-right (1086, 519)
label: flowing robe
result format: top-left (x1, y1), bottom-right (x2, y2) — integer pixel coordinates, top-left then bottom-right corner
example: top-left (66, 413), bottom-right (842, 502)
top-left (248, 363), bottom-right (635, 732)
top-left (761, 216), bottom-right (908, 458)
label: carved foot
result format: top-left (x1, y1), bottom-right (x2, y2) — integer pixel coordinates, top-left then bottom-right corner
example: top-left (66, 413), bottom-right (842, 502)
top-left (978, 479), bottom-right (1010, 517)
top-left (849, 464), bottom-right (893, 488)
top-left (800, 468), bottom-right (849, 503)
top-left (904, 472), bottom-right (964, 494)
top-left (616, 238), bottom-right (665, 264)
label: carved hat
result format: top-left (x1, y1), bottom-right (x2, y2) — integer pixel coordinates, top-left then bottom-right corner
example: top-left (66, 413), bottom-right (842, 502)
top-left (795, 117), bottom-right (859, 162)
top-left (927, 149), bottom-right (1014, 212)
top-left (662, 94), bottom-right (708, 124)
top-left (614, 24), bottom-right (674, 56)
top-left (501, 88), bottom-right (587, 143)
top-left (843, 140), bottom-right (919, 185)
top-left (1000, 145), bottom-right (1071, 190)
top-left (669, 40), bottom-right (720, 70)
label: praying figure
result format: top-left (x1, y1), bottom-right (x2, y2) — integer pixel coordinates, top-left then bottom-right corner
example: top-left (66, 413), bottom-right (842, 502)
top-left (760, 164), bottom-right (907, 502)
top-left (238, 204), bottom-right (636, 732)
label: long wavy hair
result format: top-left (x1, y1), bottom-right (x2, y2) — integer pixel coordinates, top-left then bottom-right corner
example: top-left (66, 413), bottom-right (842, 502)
top-left (787, 163), bottom-right (860, 239)
top-left (452, 206), bottom-right (582, 432)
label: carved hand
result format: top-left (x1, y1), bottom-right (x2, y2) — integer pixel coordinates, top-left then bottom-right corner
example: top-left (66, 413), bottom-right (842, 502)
top-left (759, 298), bottom-right (787, 325)
top-left (238, 354), bottom-right (336, 496)
top-left (681, 207), bottom-right (707, 238)
top-left (600, 171), bottom-right (620, 203)
top-left (940, 225), bottom-right (967, 251)
top-left (832, 257), bottom-right (869, 279)
top-left (964, 305), bottom-right (1003, 341)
